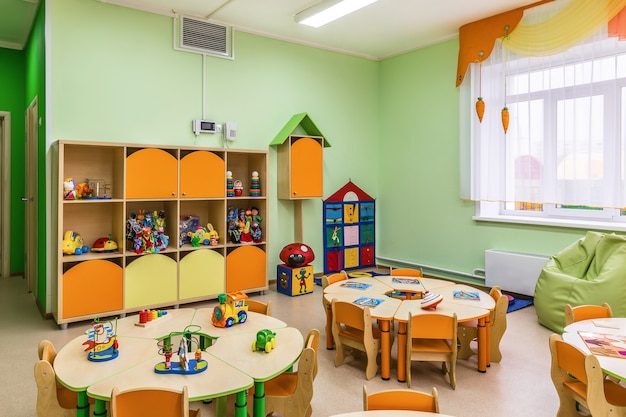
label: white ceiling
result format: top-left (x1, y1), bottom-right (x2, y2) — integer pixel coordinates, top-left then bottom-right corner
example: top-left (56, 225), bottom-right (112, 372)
top-left (2, 0), bottom-right (539, 59)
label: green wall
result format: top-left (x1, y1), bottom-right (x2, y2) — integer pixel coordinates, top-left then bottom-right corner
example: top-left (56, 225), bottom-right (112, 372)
top-left (43, 0), bottom-right (603, 315)
top-left (0, 48), bottom-right (26, 274)
top-left (377, 41), bottom-right (590, 280)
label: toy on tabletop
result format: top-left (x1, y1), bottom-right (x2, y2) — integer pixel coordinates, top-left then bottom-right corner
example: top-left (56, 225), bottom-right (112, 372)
top-left (135, 309), bottom-right (169, 327)
top-left (91, 234), bottom-right (118, 253)
top-left (83, 317), bottom-right (119, 362)
top-left (233, 179), bottom-right (243, 196)
top-left (250, 171), bottom-right (261, 196)
top-left (63, 178), bottom-right (77, 200)
top-left (207, 223), bottom-right (219, 246)
top-left (226, 170), bottom-right (235, 197)
top-left (252, 329), bottom-right (277, 353)
top-left (62, 230), bottom-right (89, 255)
top-left (154, 327), bottom-right (207, 374)
top-left (421, 292), bottom-right (443, 310)
top-left (211, 291), bottom-right (249, 328)
top-left (279, 242), bottom-right (315, 267)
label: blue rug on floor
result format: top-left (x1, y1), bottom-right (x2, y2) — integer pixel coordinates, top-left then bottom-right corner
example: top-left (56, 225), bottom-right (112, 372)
top-left (507, 298), bottom-right (533, 313)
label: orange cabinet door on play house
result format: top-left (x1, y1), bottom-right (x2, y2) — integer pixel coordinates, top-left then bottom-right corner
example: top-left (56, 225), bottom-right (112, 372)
top-left (180, 150), bottom-right (225, 198)
top-left (126, 148), bottom-right (178, 199)
top-left (289, 136), bottom-right (323, 198)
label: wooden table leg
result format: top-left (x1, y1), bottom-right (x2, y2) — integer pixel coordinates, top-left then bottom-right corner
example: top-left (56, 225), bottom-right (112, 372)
top-left (396, 322), bottom-right (407, 382)
top-left (477, 317), bottom-right (487, 373)
top-left (325, 303), bottom-right (334, 349)
top-left (378, 319), bottom-right (391, 380)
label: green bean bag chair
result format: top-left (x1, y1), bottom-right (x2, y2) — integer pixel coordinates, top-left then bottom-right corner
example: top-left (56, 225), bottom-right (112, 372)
top-left (534, 231), bottom-right (626, 333)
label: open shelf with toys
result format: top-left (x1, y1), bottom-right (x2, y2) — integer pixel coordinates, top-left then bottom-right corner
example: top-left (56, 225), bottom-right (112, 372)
top-left (53, 140), bottom-right (268, 328)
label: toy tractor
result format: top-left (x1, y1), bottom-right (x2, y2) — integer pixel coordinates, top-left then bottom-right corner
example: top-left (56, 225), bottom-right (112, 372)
top-left (252, 329), bottom-right (277, 353)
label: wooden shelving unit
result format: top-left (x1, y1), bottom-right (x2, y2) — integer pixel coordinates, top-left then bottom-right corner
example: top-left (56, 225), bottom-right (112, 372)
top-left (52, 140), bottom-right (268, 327)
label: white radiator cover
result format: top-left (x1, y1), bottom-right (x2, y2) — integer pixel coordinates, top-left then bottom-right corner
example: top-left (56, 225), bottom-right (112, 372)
top-left (484, 249), bottom-right (549, 296)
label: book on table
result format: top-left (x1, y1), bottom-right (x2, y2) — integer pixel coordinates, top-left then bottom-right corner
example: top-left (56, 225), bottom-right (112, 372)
top-left (353, 297), bottom-right (385, 307)
top-left (453, 290), bottom-right (480, 300)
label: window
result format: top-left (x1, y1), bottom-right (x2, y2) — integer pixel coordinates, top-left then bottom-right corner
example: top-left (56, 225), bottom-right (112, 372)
top-left (464, 34), bottom-right (626, 231)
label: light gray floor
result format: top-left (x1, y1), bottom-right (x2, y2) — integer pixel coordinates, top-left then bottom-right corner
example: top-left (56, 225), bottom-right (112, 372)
top-left (4, 274), bottom-right (559, 417)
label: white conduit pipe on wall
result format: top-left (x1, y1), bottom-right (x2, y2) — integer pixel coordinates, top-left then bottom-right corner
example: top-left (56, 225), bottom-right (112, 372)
top-left (376, 256), bottom-right (486, 281)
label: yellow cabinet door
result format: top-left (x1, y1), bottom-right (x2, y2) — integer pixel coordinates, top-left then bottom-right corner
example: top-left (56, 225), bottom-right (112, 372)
top-left (125, 254), bottom-right (177, 308)
top-left (179, 249), bottom-right (225, 299)
top-left (180, 151), bottom-right (225, 198)
top-left (126, 149), bottom-right (178, 198)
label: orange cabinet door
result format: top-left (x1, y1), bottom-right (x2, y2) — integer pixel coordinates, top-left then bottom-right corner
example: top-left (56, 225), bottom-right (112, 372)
top-left (290, 137), bottom-right (323, 198)
top-left (180, 151), bottom-right (225, 198)
top-left (226, 246), bottom-right (267, 292)
top-left (62, 260), bottom-right (123, 318)
top-left (126, 149), bottom-right (178, 198)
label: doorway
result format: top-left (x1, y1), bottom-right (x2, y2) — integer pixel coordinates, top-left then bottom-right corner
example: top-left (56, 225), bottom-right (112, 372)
top-left (0, 112), bottom-right (10, 280)
top-left (25, 98), bottom-right (38, 295)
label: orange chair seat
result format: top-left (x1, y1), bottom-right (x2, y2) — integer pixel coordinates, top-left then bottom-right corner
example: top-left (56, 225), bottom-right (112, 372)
top-left (410, 338), bottom-right (452, 353)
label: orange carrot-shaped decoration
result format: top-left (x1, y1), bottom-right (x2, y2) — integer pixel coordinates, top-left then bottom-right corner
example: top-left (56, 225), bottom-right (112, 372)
top-left (501, 107), bottom-right (509, 133)
top-left (475, 97), bottom-right (485, 123)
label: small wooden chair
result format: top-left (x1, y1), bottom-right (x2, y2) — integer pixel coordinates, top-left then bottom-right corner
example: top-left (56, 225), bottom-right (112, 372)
top-left (331, 298), bottom-right (381, 380)
top-left (246, 299), bottom-right (272, 316)
top-left (549, 333), bottom-right (626, 417)
top-left (564, 303), bottom-right (613, 326)
top-left (407, 312), bottom-right (457, 390)
top-left (35, 340), bottom-right (92, 417)
top-left (263, 329), bottom-right (320, 417)
top-left (321, 270), bottom-right (348, 288)
top-left (390, 267), bottom-right (423, 277)
top-left (363, 385), bottom-right (439, 412)
top-left (457, 286), bottom-right (508, 363)
top-left (110, 386), bottom-right (200, 417)
top-left (322, 271), bottom-right (348, 348)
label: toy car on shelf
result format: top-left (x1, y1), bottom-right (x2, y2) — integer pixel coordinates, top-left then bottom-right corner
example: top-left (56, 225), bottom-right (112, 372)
top-left (62, 231), bottom-right (89, 255)
top-left (91, 235), bottom-right (118, 253)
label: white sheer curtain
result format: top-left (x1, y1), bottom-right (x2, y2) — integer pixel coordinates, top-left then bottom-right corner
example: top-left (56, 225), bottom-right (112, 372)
top-left (461, 1), bottom-right (626, 210)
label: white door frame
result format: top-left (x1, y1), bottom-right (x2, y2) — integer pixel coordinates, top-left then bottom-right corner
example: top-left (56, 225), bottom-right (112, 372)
top-left (0, 111), bottom-right (10, 280)
top-left (25, 98), bottom-right (38, 295)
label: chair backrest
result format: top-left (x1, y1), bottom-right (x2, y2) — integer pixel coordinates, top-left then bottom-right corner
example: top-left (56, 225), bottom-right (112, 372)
top-left (38, 339), bottom-right (57, 363)
top-left (332, 299), bottom-right (371, 336)
top-left (564, 303), bottom-right (613, 326)
top-left (304, 328), bottom-right (321, 379)
top-left (408, 312), bottom-right (457, 341)
top-left (247, 299), bottom-right (272, 316)
top-left (110, 386), bottom-right (191, 417)
top-left (35, 340), bottom-right (80, 415)
top-left (585, 349), bottom-right (626, 415)
top-left (322, 270), bottom-right (348, 288)
top-left (549, 333), bottom-right (589, 411)
top-left (390, 267), bottom-right (422, 277)
top-left (363, 385), bottom-right (439, 412)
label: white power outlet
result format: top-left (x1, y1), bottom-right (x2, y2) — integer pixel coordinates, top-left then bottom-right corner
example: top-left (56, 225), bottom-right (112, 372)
top-left (215, 124), bottom-right (222, 133)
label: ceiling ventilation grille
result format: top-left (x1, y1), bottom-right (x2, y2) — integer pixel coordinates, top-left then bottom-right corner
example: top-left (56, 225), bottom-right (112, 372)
top-left (177, 16), bottom-right (233, 59)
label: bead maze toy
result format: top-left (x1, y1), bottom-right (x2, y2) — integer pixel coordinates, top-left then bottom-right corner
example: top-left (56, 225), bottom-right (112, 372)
top-left (134, 309), bottom-right (170, 327)
top-left (83, 317), bottom-right (119, 362)
top-left (154, 326), bottom-right (207, 374)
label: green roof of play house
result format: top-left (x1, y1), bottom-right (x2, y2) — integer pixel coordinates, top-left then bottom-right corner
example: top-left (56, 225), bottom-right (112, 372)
top-left (269, 112), bottom-right (331, 147)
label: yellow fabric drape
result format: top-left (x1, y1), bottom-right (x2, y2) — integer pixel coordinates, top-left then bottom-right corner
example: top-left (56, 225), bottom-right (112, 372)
top-left (504, 0), bottom-right (626, 56)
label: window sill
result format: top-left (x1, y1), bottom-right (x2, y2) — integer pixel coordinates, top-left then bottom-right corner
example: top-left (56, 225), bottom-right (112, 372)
top-left (473, 214), bottom-right (626, 232)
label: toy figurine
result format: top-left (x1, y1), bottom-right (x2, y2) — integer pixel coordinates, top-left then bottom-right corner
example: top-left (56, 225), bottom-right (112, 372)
top-left (194, 349), bottom-right (202, 370)
top-left (296, 267), bottom-right (311, 293)
top-left (63, 178), bottom-right (77, 200)
top-left (178, 337), bottom-right (189, 371)
top-left (239, 209), bottom-right (253, 243)
top-left (75, 180), bottom-right (94, 199)
top-left (164, 346), bottom-right (173, 370)
top-left (234, 179), bottom-right (243, 196)
top-left (227, 207), bottom-right (241, 243)
top-left (207, 223), bottom-right (219, 246)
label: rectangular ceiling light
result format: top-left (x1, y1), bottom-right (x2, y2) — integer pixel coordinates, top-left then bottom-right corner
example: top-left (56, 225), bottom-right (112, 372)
top-left (295, 0), bottom-right (379, 28)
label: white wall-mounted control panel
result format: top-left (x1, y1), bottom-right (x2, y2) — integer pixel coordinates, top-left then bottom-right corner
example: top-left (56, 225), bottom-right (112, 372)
top-left (192, 119), bottom-right (217, 134)
top-left (224, 122), bottom-right (237, 140)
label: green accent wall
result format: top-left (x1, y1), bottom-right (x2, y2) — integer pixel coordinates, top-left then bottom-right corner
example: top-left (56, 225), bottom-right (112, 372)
top-left (37, 0), bottom-right (605, 316)
top-left (0, 48), bottom-right (25, 274)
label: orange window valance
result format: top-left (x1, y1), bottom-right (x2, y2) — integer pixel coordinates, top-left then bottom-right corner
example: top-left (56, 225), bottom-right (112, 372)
top-left (456, 1), bottom-right (626, 87)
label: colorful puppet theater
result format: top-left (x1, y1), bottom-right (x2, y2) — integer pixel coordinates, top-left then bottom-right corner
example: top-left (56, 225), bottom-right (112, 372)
top-left (534, 231), bottom-right (626, 333)
top-left (323, 181), bottom-right (375, 274)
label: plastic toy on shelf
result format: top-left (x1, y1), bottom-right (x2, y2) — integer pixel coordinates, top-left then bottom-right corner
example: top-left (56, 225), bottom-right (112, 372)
top-left (250, 171), bottom-right (261, 196)
top-left (83, 317), bottom-right (119, 362)
top-left (126, 210), bottom-right (169, 254)
top-left (91, 234), bottom-right (118, 253)
top-left (226, 170), bottom-right (235, 197)
top-left (211, 292), bottom-right (249, 328)
top-left (62, 231), bottom-right (89, 255)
